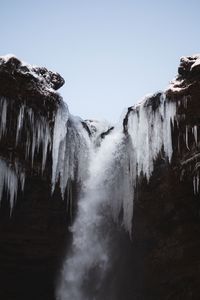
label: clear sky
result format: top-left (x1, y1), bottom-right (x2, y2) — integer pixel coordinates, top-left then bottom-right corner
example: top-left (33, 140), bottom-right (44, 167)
top-left (1, 0), bottom-right (200, 122)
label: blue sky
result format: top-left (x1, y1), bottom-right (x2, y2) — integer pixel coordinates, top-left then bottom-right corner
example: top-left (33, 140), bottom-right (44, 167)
top-left (1, 0), bottom-right (200, 122)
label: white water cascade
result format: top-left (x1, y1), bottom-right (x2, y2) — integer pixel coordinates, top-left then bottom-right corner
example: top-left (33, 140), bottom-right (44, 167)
top-left (57, 127), bottom-right (128, 300)
top-left (57, 93), bottom-right (177, 300)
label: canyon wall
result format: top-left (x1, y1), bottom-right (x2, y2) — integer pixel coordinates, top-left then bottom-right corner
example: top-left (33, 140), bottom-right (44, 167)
top-left (0, 55), bottom-right (200, 299)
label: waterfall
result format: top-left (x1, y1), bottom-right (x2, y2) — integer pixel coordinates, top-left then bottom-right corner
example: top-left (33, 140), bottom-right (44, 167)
top-left (0, 90), bottom-right (177, 298)
top-left (0, 97), bottom-right (91, 212)
top-left (56, 127), bottom-right (127, 300)
top-left (56, 92), bottom-right (177, 300)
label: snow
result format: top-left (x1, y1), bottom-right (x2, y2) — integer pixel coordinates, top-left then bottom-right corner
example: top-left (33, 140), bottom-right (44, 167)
top-left (0, 54), bottom-right (18, 63)
top-left (167, 54), bottom-right (200, 93)
top-left (0, 55), bottom-right (60, 95)
top-left (85, 119), bottom-right (112, 138)
top-left (191, 57), bottom-right (200, 71)
top-left (167, 77), bottom-right (185, 93)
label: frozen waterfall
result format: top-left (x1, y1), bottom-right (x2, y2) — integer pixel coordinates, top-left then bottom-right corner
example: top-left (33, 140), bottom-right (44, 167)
top-left (56, 92), bottom-right (177, 300)
top-left (0, 93), bottom-right (178, 300)
top-left (0, 97), bottom-right (91, 212)
top-left (0, 91), bottom-right (177, 299)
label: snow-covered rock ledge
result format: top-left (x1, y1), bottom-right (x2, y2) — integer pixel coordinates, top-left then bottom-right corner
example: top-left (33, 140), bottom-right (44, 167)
top-left (0, 55), bottom-right (65, 113)
top-left (167, 54), bottom-right (200, 95)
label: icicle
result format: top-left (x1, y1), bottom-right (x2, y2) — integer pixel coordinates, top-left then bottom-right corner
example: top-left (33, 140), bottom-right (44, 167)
top-left (0, 158), bottom-right (25, 213)
top-left (185, 125), bottom-right (190, 151)
top-left (128, 93), bottom-right (176, 182)
top-left (51, 106), bottom-right (91, 198)
top-left (183, 96), bottom-right (188, 109)
top-left (162, 97), bottom-right (177, 161)
top-left (51, 105), bottom-right (69, 193)
top-left (193, 176), bottom-right (196, 195)
top-left (41, 121), bottom-right (51, 172)
top-left (16, 105), bottom-right (25, 145)
top-left (20, 107), bottom-right (52, 170)
top-left (197, 172), bottom-right (199, 194)
top-left (194, 125), bottom-right (198, 145)
top-left (0, 97), bottom-right (8, 139)
top-left (25, 135), bottom-right (31, 159)
top-left (119, 93), bottom-right (177, 233)
top-left (178, 134), bottom-right (180, 153)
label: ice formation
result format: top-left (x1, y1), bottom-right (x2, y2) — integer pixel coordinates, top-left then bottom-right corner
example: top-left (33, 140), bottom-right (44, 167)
top-left (193, 173), bottom-right (199, 195)
top-left (25, 107), bottom-right (52, 170)
top-left (0, 91), bottom-right (177, 229)
top-left (0, 95), bottom-right (93, 211)
top-left (109, 93), bottom-right (177, 233)
top-left (0, 97), bottom-right (7, 139)
top-left (0, 97), bottom-right (52, 170)
top-left (0, 97), bottom-right (51, 210)
top-left (0, 81), bottom-right (180, 299)
top-left (57, 92), bottom-right (177, 300)
top-left (191, 125), bottom-right (200, 195)
top-left (193, 125), bottom-right (198, 145)
top-left (127, 94), bottom-right (176, 180)
top-left (51, 105), bottom-right (91, 197)
top-left (0, 158), bottom-right (25, 213)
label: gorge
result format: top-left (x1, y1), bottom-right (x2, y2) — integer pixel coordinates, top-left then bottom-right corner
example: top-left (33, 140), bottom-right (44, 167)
top-left (0, 54), bottom-right (200, 300)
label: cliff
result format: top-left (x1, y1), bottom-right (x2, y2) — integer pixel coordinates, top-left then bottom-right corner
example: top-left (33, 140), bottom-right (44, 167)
top-left (108, 55), bottom-right (200, 300)
top-left (0, 55), bottom-right (75, 300)
top-left (0, 54), bottom-right (200, 300)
